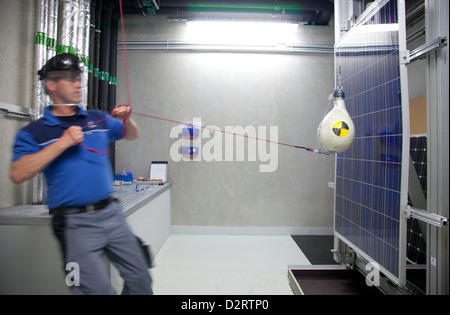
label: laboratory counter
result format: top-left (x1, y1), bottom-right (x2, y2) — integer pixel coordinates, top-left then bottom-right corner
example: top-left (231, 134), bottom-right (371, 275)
top-left (0, 182), bottom-right (171, 225)
top-left (0, 182), bottom-right (171, 294)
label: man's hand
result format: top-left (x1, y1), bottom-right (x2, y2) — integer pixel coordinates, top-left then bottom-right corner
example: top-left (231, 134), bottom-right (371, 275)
top-left (111, 105), bottom-right (138, 140)
top-left (111, 105), bottom-right (131, 122)
top-left (9, 126), bottom-right (85, 184)
top-left (60, 126), bottom-right (84, 149)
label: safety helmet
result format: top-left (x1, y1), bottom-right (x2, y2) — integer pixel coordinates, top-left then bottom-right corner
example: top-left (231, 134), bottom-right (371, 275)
top-left (38, 53), bottom-right (83, 80)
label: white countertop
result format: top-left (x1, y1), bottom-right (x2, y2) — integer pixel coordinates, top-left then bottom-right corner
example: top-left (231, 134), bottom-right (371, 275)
top-left (0, 182), bottom-right (171, 225)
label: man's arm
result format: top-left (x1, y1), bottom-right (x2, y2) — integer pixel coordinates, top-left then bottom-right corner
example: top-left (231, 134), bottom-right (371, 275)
top-left (122, 117), bottom-right (139, 140)
top-left (10, 126), bottom-right (84, 184)
top-left (111, 106), bottom-right (139, 140)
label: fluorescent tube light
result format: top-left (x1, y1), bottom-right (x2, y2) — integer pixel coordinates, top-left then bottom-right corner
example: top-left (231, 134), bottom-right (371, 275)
top-left (186, 21), bottom-right (298, 45)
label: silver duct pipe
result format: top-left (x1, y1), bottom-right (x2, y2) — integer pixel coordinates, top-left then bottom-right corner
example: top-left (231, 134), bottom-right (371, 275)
top-left (57, 0), bottom-right (79, 55)
top-left (34, 0), bottom-right (48, 119)
top-left (33, 0), bottom-right (49, 205)
top-left (77, 0), bottom-right (91, 107)
top-left (35, 0), bottom-right (58, 205)
top-left (32, 0), bottom-right (92, 204)
top-left (46, 0), bottom-right (58, 60)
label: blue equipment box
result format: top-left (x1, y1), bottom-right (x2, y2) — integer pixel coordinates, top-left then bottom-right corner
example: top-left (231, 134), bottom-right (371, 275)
top-left (114, 172), bottom-right (133, 182)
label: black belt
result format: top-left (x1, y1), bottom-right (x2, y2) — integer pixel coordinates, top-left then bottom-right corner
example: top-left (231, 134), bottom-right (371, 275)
top-left (49, 197), bottom-right (116, 215)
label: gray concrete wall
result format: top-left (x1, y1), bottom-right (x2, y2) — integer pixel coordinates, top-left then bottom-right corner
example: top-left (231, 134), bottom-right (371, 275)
top-left (0, 0), bottom-right (36, 208)
top-left (1, 7), bottom-right (338, 231)
top-left (115, 16), bottom-right (336, 230)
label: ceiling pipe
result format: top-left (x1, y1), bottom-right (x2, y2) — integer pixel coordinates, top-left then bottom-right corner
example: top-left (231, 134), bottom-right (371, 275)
top-left (118, 40), bottom-right (334, 54)
top-left (155, 0), bottom-right (333, 25)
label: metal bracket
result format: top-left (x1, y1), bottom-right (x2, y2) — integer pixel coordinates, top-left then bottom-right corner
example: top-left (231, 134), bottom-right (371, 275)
top-left (0, 102), bottom-right (34, 120)
top-left (402, 205), bottom-right (448, 228)
top-left (400, 50), bottom-right (411, 65)
top-left (345, 247), bottom-right (356, 269)
top-left (332, 242), bottom-right (356, 269)
top-left (403, 36), bottom-right (448, 64)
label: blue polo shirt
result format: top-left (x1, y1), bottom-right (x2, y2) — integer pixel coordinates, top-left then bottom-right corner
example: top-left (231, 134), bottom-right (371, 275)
top-left (12, 106), bottom-right (124, 209)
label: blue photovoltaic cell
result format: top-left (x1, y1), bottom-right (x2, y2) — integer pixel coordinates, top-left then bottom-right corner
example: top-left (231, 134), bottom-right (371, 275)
top-left (334, 0), bottom-right (404, 280)
top-left (407, 136), bottom-right (427, 264)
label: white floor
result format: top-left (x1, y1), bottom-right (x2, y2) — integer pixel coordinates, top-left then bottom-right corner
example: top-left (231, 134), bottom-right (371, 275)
top-left (150, 234), bottom-right (311, 295)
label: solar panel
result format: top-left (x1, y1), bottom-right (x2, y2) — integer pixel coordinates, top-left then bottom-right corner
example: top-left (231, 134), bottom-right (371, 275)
top-left (334, 0), bottom-right (409, 286)
top-left (409, 135), bottom-right (427, 199)
top-left (407, 135), bottom-right (427, 265)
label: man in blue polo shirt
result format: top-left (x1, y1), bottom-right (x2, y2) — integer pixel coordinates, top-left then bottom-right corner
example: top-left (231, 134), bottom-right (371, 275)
top-left (10, 53), bottom-right (153, 295)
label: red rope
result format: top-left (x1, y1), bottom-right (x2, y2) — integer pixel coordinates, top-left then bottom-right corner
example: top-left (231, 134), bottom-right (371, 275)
top-left (82, 115), bottom-right (112, 129)
top-left (77, 105), bottom-right (130, 155)
top-left (75, 0), bottom-right (131, 155)
top-left (119, 0), bottom-right (132, 109)
top-left (131, 111), bottom-right (301, 149)
top-left (67, 126), bottom-right (110, 155)
top-left (76, 106), bottom-right (318, 154)
top-left (73, 0), bottom-right (319, 155)
top-left (113, 104), bottom-right (131, 138)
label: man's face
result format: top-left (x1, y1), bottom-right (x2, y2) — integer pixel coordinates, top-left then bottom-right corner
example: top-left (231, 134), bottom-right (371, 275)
top-left (46, 73), bottom-right (82, 104)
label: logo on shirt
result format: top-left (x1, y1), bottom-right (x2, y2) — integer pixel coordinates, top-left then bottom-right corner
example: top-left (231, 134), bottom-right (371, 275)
top-left (86, 121), bottom-right (97, 129)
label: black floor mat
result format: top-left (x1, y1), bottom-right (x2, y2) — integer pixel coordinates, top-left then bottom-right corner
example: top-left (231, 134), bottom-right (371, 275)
top-left (291, 235), bottom-right (338, 265)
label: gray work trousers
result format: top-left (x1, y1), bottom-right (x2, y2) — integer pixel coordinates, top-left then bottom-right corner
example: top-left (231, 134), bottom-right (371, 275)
top-left (52, 200), bottom-right (153, 295)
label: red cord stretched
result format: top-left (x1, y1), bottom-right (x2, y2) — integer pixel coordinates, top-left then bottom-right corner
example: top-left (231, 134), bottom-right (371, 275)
top-left (68, 0), bottom-right (328, 156)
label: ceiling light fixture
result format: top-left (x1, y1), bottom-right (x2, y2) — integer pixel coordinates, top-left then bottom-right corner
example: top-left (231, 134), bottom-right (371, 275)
top-left (186, 20), bottom-right (298, 45)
